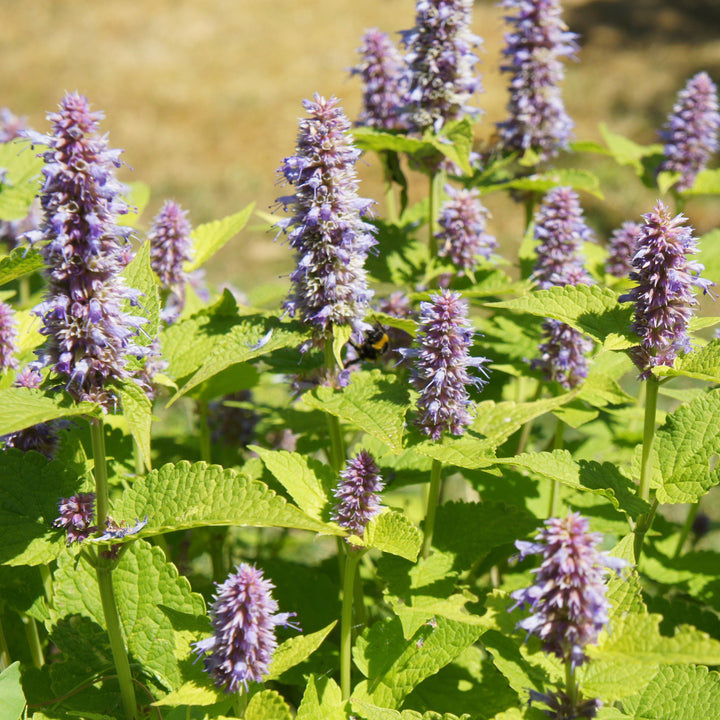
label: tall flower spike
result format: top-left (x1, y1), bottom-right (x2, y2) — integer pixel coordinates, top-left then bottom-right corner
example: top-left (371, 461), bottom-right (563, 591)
top-left (497, 0), bottom-right (578, 161)
top-left (436, 185), bottom-right (497, 273)
top-left (511, 513), bottom-right (627, 669)
top-left (332, 451), bottom-right (385, 543)
top-left (193, 563), bottom-right (297, 694)
top-left (402, 289), bottom-right (490, 440)
top-left (277, 94), bottom-right (376, 351)
top-left (352, 28), bottom-right (410, 131)
top-left (0, 300), bottom-right (18, 372)
top-left (148, 200), bottom-right (193, 323)
top-left (623, 201), bottom-right (712, 378)
top-left (658, 72), bottom-right (720, 193)
top-left (27, 93), bottom-right (145, 409)
top-left (401, 0), bottom-right (483, 134)
top-left (605, 220), bottom-right (641, 279)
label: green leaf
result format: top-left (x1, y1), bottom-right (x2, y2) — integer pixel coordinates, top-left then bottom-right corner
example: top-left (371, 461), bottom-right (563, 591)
top-left (362, 510), bottom-right (422, 561)
top-left (186, 203), bottom-right (255, 271)
top-left (296, 675), bottom-right (346, 720)
top-left (696, 228), bottom-right (720, 283)
top-left (683, 167), bottom-right (720, 196)
top-left (113, 460), bottom-right (342, 536)
top-left (118, 380), bottom-right (152, 471)
top-left (655, 339), bottom-right (720, 384)
top-left (489, 168), bottom-right (603, 199)
top-left (581, 660), bottom-right (660, 703)
top-left (487, 284), bottom-right (635, 348)
top-left (266, 622), bottom-right (337, 681)
top-left (654, 389), bottom-right (720, 503)
top-left (599, 124), bottom-right (663, 172)
top-left (121, 238), bottom-right (160, 344)
top-left (353, 126), bottom-right (431, 156)
top-left (0, 387), bottom-right (98, 436)
top-left (0, 246), bottom-right (44, 287)
top-left (246, 690), bottom-right (293, 720)
top-left (251, 446), bottom-right (331, 520)
top-left (333, 323), bottom-right (353, 369)
top-left (302, 369), bottom-right (410, 453)
top-left (620, 665), bottom-right (720, 720)
top-left (0, 449), bottom-right (86, 566)
top-left (0, 662), bottom-right (26, 720)
top-left (0, 139), bottom-right (44, 221)
top-left (431, 118), bottom-right (474, 175)
top-left (123, 181), bottom-right (151, 227)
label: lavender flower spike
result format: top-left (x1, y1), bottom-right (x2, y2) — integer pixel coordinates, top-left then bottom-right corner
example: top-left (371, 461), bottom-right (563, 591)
top-left (0, 300), bottom-right (18, 372)
top-left (623, 201), bottom-right (712, 378)
top-left (148, 200), bottom-right (193, 323)
top-left (332, 451), bottom-right (385, 543)
top-left (193, 563), bottom-right (298, 694)
top-left (605, 220), bottom-right (641, 279)
top-left (402, 289), bottom-right (490, 440)
top-left (352, 28), bottom-right (409, 131)
top-left (436, 185), bottom-right (497, 273)
top-left (401, 0), bottom-right (483, 134)
top-left (497, 0), bottom-right (578, 161)
top-left (28, 93), bottom-right (145, 409)
top-left (658, 72), bottom-right (720, 193)
top-left (511, 513), bottom-right (627, 669)
top-left (277, 94), bottom-right (376, 351)
top-left (53, 492), bottom-right (97, 545)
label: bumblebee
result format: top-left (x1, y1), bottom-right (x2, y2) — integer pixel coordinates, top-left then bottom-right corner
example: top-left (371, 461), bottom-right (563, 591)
top-left (345, 323), bottom-right (390, 367)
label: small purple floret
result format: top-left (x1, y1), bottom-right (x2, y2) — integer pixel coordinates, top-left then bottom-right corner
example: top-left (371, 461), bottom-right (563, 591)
top-left (193, 563), bottom-right (298, 694)
top-left (0, 301), bottom-right (18, 372)
top-left (605, 220), bottom-right (641, 279)
top-left (53, 492), bottom-right (97, 545)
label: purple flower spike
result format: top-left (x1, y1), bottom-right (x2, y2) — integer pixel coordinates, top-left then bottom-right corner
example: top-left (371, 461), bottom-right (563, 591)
top-left (533, 319), bottom-right (594, 390)
top-left (28, 93), bottom-right (145, 410)
top-left (277, 94), bottom-right (376, 351)
top-left (623, 202), bottom-right (712, 378)
top-left (352, 28), bottom-right (410, 131)
top-left (207, 390), bottom-right (258, 448)
top-left (497, 0), bottom-right (578, 161)
top-left (0, 301), bottom-right (18, 372)
top-left (193, 563), bottom-right (298, 694)
top-left (511, 513), bottom-right (627, 669)
top-left (402, 289), bottom-right (490, 440)
top-left (332, 451), bottom-right (385, 543)
top-left (658, 72), bottom-right (720, 193)
top-left (53, 492), bottom-right (97, 545)
top-left (401, 0), bottom-right (483, 134)
top-left (605, 220), bottom-right (642, 279)
top-left (436, 185), bottom-right (497, 273)
top-left (148, 200), bottom-right (193, 323)
top-left (0, 108), bottom-right (29, 143)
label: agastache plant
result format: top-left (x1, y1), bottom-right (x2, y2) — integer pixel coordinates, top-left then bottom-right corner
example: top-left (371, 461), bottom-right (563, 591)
top-left (401, 0), bottom-right (483, 134)
top-left (498, 0), bottom-right (579, 161)
top-left (27, 92), bottom-right (145, 410)
top-left (276, 94), bottom-right (376, 352)
top-left (658, 71), bottom-right (720, 193)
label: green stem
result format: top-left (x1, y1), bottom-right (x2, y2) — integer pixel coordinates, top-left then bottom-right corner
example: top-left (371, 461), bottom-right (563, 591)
top-left (132, 437), bottom-right (144, 477)
top-left (340, 549), bottom-right (361, 701)
top-left (197, 400), bottom-right (211, 464)
top-left (565, 660), bottom-right (577, 710)
top-left (426, 170), bottom-right (443, 282)
top-left (381, 153), bottom-right (397, 224)
top-left (23, 615), bottom-right (44, 668)
top-left (19, 276), bottom-right (30, 307)
top-left (634, 378), bottom-right (659, 561)
top-left (40, 565), bottom-right (54, 606)
top-left (422, 460), bottom-right (443, 559)
top-left (523, 194), bottom-right (537, 232)
top-left (0, 616), bottom-right (10, 671)
top-left (674, 502), bottom-right (701, 559)
top-left (353, 561), bottom-right (366, 626)
top-left (515, 383), bottom-right (543, 455)
top-left (548, 420), bottom-right (565, 517)
top-left (234, 689), bottom-right (249, 718)
top-left (90, 417), bottom-right (137, 720)
top-left (324, 341), bottom-right (346, 473)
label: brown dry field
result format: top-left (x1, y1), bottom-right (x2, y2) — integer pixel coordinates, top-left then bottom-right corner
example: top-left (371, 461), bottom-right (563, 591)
top-left (3, 0), bottom-right (720, 290)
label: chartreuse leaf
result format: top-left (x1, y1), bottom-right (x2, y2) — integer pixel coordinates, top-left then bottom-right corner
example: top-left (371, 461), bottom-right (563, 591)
top-left (431, 117), bottom-right (474, 175)
top-left (113, 460), bottom-right (341, 536)
top-left (683, 167), bottom-right (720, 196)
top-left (123, 180), bottom-right (151, 226)
top-left (581, 659), bottom-right (659, 704)
top-left (0, 387), bottom-right (98, 436)
top-left (0, 139), bottom-right (44, 221)
top-left (490, 168), bottom-right (603, 200)
top-left (52, 540), bottom-right (206, 691)
top-left (0, 662), bottom-right (26, 720)
top-left (302, 369), bottom-right (410, 453)
top-left (0, 449), bottom-right (84, 566)
top-left (333, 323), bottom-right (353, 368)
top-left (352, 126), bottom-right (431, 155)
top-left (296, 675), bottom-right (346, 720)
top-left (653, 389), bottom-right (720, 503)
top-left (600, 123), bottom-right (663, 172)
top-left (352, 614), bottom-right (485, 709)
top-left (606, 535), bottom-right (646, 616)
top-left (620, 665), bottom-right (720, 720)
top-left (118, 380), bottom-right (152, 471)
top-left (246, 690), bottom-right (293, 720)
top-left (487, 284), bottom-right (635, 349)
top-left (186, 203), bottom-right (254, 271)
top-left (655, 339), bottom-right (720, 384)
top-left (361, 510), bottom-right (422, 561)
top-left (266, 622), bottom-right (336, 680)
top-left (0, 246), bottom-right (44, 286)
top-left (351, 702), bottom-right (475, 720)
top-left (250, 446), bottom-right (331, 520)
top-left (121, 238), bottom-right (160, 344)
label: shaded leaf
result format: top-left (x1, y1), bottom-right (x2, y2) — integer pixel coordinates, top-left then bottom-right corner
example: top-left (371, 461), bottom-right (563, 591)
top-left (0, 246), bottom-right (43, 287)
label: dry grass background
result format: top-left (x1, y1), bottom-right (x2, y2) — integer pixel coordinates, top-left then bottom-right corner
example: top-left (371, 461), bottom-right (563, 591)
top-left (3, 0), bottom-right (720, 290)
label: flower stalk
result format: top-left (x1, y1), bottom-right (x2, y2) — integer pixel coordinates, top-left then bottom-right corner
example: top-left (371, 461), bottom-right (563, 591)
top-left (422, 459), bottom-right (443, 558)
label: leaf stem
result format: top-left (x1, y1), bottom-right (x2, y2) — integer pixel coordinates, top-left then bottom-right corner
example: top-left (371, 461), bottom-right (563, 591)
top-left (234, 689), bottom-right (249, 718)
top-left (23, 615), bottom-right (44, 668)
top-left (340, 548), bottom-right (361, 700)
top-left (0, 617), bottom-right (10, 670)
top-left (548, 420), bottom-right (565, 517)
top-left (634, 377), bottom-right (659, 561)
top-left (565, 660), bottom-right (577, 710)
top-left (324, 340), bottom-right (346, 473)
top-left (381, 153), bottom-right (398, 224)
top-left (673, 502), bottom-right (701, 559)
top-left (422, 459), bottom-right (443, 558)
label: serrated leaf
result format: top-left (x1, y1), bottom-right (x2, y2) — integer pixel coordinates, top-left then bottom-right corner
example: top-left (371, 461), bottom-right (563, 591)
top-left (113, 460), bottom-right (341, 536)
top-left (491, 168), bottom-right (603, 199)
top-left (606, 535), bottom-right (646, 616)
top-left (118, 380), bottom-right (152, 471)
top-left (655, 339), bottom-right (720, 384)
top-left (431, 118), bottom-right (474, 175)
top-left (362, 510), bottom-right (422, 561)
top-left (302, 369), bottom-right (410, 453)
top-left (404, 426), bottom-right (496, 469)
top-left (654, 389), bottom-right (720, 503)
top-left (246, 689), bottom-right (293, 720)
top-left (186, 203), bottom-right (254, 271)
top-left (487, 284), bottom-right (635, 348)
top-left (0, 246), bottom-right (44, 286)
top-left (353, 126), bottom-right (431, 156)
top-left (266, 622), bottom-right (336, 681)
top-left (581, 660), bottom-right (660, 703)
top-left (296, 675), bottom-right (346, 720)
top-left (620, 665), bottom-right (720, 720)
top-left (251, 446), bottom-right (330, 520)
top-left (0, 139), bottom-right (44, 221)
top-left (0, 662), bottom-right (26, 720)
top-left (0, 387), bottom-right (98, 436)
top-left (683, 167), bottom-right (720, 196)
top-left (600, 124), bottom-right (663, 172)
top-left (121, 238), bottom-right (160, 344)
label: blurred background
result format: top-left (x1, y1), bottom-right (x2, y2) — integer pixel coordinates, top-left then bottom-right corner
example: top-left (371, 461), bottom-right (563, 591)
top-left (3, 0), bottom-right (720, 291)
